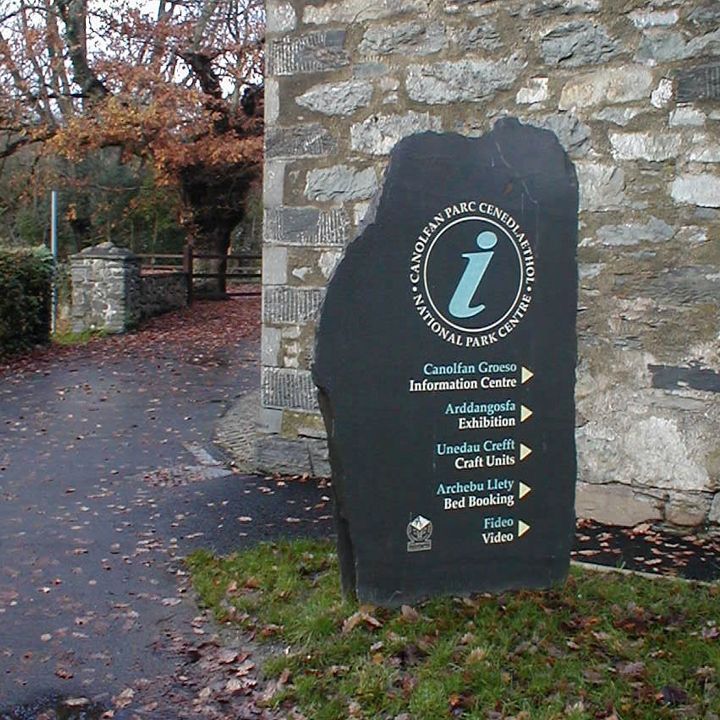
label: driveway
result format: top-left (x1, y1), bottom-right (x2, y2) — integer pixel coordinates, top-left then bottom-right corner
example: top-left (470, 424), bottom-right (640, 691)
top-left (0, 299), bottom-right (332, 718)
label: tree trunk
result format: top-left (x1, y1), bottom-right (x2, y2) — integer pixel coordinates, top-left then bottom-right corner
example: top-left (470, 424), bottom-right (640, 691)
top-left (192, 225), bottom-right (233, 298)
top-left (180, 161), bottom-right (258, 298)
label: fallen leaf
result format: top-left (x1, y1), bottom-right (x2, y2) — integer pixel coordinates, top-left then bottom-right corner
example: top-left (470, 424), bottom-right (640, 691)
top-left (113, 688), bottom-right (135, 709)
top-left (466, 647), bottom-right (487, 664)
top-left (400, 605), bottom-right (420, 622)
top-left (617, 661), bottom-right (645, 678)
top-left (217, 648), bottom-right (239, 664)
top-left (342, 609), bottom-right (382, 633)
top-left (64, 698), bottom-right (90, 707)
top-left (225, 677), bottom-right (245, 694)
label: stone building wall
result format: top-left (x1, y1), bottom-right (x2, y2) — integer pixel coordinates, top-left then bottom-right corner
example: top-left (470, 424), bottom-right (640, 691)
top-left (260, 0), bottom-right (720, 529)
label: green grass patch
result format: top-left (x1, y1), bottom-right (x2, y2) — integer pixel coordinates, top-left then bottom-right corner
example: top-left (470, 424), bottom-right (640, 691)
top-left (52, 327), bottom-right (108, 346)
top-left (187, 540), bottom-right (720, 720)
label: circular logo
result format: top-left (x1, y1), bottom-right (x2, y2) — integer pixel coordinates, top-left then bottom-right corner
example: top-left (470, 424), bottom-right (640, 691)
top-left (409, 202), bottom-right (535, 347)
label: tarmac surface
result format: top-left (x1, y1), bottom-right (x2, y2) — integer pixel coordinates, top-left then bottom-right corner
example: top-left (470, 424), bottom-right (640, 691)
top-left (0, 300), bottom-right (332, 718)
top-left (1, 299), bottom-right (718, 718)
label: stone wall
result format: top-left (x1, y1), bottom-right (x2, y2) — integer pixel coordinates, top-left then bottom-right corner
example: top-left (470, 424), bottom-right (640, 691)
top-left (260, 0), bottom-right (720, 529)
top-left (139, 273), bottom-right (189, 319)
top-left (71, 242), bottom-right (188, 333)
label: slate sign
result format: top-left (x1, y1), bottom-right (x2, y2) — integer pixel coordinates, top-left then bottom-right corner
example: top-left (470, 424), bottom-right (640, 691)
top-left (313, 119), bottom-right (578, 606)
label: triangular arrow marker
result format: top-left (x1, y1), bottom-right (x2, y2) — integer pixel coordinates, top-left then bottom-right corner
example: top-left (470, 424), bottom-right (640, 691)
top-left (521, 367), bottom-right (534, 384)
top-left (520, 405), bottom-right (533, 422)
top-left (519, 444), bottom-right (532, 461)
top-left (518, 520), bottom-right (530, 537)
top-left (519, 482), bottom-right (531, 499)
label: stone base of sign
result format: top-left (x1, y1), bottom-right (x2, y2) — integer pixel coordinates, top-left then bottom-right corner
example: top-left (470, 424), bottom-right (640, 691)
top-left (214, 390), bottom-right (261, 474)
top-left (216, 390), bottom-right (330, 477)
top-left (256, 435), bottom-right (330, 477)
top-left (575, 482), bottom-right (662, 527)
top-left (664, 494), bottom-right (714, 528)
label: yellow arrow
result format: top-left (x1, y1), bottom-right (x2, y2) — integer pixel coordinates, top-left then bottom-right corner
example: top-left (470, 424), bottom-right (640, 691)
top-left (519, 443), bottom-right (532, 461)
top-left (519, 482), bottom-right (531, 499)
top-left (520, 405), bottom-right (533, 422)
top-left (521, 367), bottom-right (534, 384)
top-left (518, 520), bottom-right (530, 537)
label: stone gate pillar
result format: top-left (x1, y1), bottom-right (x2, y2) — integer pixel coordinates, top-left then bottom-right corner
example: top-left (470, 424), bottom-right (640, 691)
top-left (70, 242), bottom-right (141, 334)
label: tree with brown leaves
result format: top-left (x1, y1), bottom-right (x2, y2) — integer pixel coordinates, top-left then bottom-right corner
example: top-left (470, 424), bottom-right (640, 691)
top-left (0, 0), bottom-right (264, 294)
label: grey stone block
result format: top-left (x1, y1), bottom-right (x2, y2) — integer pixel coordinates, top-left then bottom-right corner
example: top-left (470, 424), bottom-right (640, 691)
top-left (255, 435), bottom-right (330, 477)
top-left (689, 4), bottom-right (720, 26)
top-left (350, 111), bottom-right (442, 156)
top-left (636, 29), bottom-right (720, 64)
top-left (406, 57), bottom-right (524, 104)
top-left (359, 21), bottom-right (447, 56)
top-left (649, 364), bottom-right (720, 394)
top-left (540, 21), bottom-right (619, 67)
top-left (531, 113), bottom-right (590, 158)
top-left (75, 241), bottom-right (138, 261)
top-left (665, 494), bottom-right (712, 527)
top-left (261, 327), bottom-right (282, 367)
top-left (710, 493), bottom-right (720, 525)
top-left (575, 162), bottom-right (625, 211)
top-left (266, 0), bottom-right (296, 33)
top-left (305, 165), bottom-right (379, 202)
top-left (265, 78), bottom-right (279, 125)
top-left (451, 23), bottom-right (502, 52)
top-left (266, 124), bottom-right (336, 159)
top-left (264, 287), bottom-right (325, 325)
top-left (596, 217), bottom-right (673, 246)
top-left (593, 107), bottom-right (644, 126)
top-left (609, 132), bottom-right (682, 162)
top-left (259, 407), bottom-right (283, 434)
top-left (575, 482), bottom-right (662, 526)
top-left (559, 66), bottom-right (653, 109)
top-left (261, 367), bottom-right (319, 411)
top-left (671, 174), bottom-right (720, 208)
top-left (267, 31), bottom-right (349, 76)
top-left (629, 8), bottom-right (678, 28)
top-left (303, 0), bottom-right (430, 25)
top-left (296, 80), bottom-right (373, 116)
top-left (263, 160), bottom-right (286, 209)
top-left (639, 265), bottom-right (720, 305)
top-left (265, 207), bottom-right (350, 247)
top-left (518, 0), bottom-right (600, 17)
top-left (262, 246), bottom-right (288, 285)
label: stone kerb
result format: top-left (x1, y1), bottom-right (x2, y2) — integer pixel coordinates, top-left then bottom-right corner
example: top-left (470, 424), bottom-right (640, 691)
top-left (70, 241), bottom-right (141, 334)
top-left (258, 0), bottom-right (720, 531)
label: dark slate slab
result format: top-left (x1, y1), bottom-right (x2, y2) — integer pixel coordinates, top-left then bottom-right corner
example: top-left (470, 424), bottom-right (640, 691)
top-left (649, 363), bottom-right (720, 394)
top-left (676, 63), bottom-right (720, 103)
top-left (313, 119), bottom-right (578, 606)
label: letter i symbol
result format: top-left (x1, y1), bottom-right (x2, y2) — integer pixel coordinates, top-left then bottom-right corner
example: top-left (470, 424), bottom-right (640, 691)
top-left (448, 231), bottom-right (497, 319)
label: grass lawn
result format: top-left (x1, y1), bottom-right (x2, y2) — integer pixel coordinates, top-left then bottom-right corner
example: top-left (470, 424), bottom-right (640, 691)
top-left (188, 539), bottom-right (720, 720)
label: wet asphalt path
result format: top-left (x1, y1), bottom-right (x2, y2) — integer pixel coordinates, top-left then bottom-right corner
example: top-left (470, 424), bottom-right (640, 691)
top-left (0, 337), bottom-right (332, 714)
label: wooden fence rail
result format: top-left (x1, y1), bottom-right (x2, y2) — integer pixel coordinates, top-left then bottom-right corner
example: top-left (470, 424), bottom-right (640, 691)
top-left (137, 243), bottom-right (261, 302)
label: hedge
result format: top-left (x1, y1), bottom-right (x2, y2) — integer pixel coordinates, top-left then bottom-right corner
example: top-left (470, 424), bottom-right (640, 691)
top-left (0, 246), bottom-right (54, 357)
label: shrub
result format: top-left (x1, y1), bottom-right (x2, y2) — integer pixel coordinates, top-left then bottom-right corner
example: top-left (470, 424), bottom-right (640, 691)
top-left (0, 246), bottom-right (54, 357)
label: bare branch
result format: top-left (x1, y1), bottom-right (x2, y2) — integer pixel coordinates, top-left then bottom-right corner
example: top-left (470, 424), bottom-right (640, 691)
top-left (54, 0), bottom-right (108, 101)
